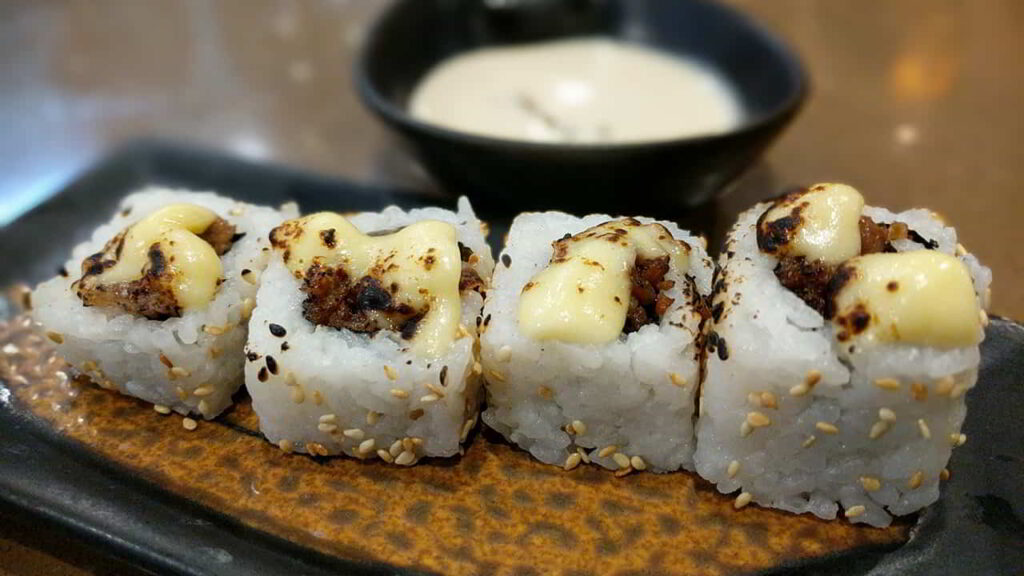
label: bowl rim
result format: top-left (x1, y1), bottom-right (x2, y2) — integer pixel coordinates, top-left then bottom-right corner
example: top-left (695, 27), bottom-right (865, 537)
top-left (355, 0), bottom-right (809, 154)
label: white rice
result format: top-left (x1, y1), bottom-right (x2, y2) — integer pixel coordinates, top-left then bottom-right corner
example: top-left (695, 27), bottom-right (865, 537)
top-left (480, 211), bottom-right (715, 473)
top-left (31, 187), bottom-right (298, 418)
top-left (244, 198), bottom-right (493, 462)
top-left (693, 203), bottom-right (991, 526)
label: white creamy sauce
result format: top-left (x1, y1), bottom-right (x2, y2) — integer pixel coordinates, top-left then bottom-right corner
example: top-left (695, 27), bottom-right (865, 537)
top-left (409, 37), bottom-right (743, 144)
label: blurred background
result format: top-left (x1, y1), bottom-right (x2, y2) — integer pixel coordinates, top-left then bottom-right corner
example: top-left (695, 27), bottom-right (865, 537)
top-left (0, 1), bottom-right (1022, 573)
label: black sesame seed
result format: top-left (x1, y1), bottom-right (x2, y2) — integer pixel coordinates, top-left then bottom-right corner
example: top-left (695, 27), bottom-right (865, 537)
top-left (280, 341), bottom-right (290, 351)
top-left (241, 268), bottom-right (252, 276)
top-left (717, 338), bottom-right (729, 361)
top-left (483, 314), bottom-right (491, 327)
top-left (269, 323), bottom-right (287, 337)
top-left (246, 351), bottom-right (260, 362)
top-left (266, 355), bottom-right (278, 375)
top-left (257, 367), bottom-right (268, 382)
top-left (440, 365), bottom-right (448, 386)
top-left (501, 254), bottom-right (511, 268)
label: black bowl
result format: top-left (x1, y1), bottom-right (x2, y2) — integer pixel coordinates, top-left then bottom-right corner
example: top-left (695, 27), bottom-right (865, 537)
top-left (356, 0), bottom-right (807, 214)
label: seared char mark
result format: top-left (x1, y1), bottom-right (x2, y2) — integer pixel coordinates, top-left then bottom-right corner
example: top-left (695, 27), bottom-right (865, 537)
top-left (774, 257), bottom-right (835, 316)
top-left (300, 263), bottom-right (426, 338)
top-left (756, 195), bottom-right (808, 255)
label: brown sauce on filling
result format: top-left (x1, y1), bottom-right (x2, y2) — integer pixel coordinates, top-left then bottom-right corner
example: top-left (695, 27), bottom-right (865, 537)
top-left (623, 256), bottom-right (675, 334)
top-left (74, 217), bottom-right (238, 320)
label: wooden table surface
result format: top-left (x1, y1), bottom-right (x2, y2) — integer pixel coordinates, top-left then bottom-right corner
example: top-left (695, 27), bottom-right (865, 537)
top-left (1, 1), bottom-right (1021, 573)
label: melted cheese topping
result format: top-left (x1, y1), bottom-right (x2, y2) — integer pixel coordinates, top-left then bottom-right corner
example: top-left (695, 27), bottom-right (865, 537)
top-left (96, 204), bottom-right (223, 311)
top-left (518, 220), bottom-right (690, 343)
top-left (277, 213), bottom-right (461, 358)
top-left (762, 183), bottom-right (864, 264)
top-left (832, 251), bottom-right (982, 348)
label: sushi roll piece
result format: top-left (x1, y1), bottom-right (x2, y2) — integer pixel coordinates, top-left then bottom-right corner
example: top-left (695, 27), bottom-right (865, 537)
top-left (32, 187), bottom-right (298, 418)
top-left (480, 213), bottom-right (715, 473)
top-left (694, 183), bottom-right (991, 526)
top-left (245, 198), bottom-right (493, 463)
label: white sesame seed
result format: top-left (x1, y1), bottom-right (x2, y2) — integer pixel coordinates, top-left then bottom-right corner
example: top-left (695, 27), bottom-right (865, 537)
top-left (874, 378), bottom-right (901, 390)
top-left (343, 428), bottom-right (365, 440)
top-left (746, 392), bottom-right (761, 405)
top-left (389, 388), bottom-right (409, 399)
top-left (955, 242), bottom-right (967, 256)
top-left (358, 438), bottom-right (376, 454)
top-left (242, 270), bottom-right (258, 285)
top-left (746, 411), bottom-right (771, 428)
top-left (954, 433), bottom-right (967, 447)
top-left (318, 423), bottom-right (338, 433)
top-left (740, 421), bottom-right (753, 438)
top-left (935, 376), bottom-right (955, 396)
top-left (669, 373), bottom-right (687, 387)
top-left (496, 346), bottom-right (512, 362)
top-left (612, 453), bottom-right (631, 469)
top-left (425, 382), bottom-right (446, 397)
top-left (312, 390), bottom-right (323, 405)
top-left (203, 325), bottom-right (225, 335)
top-left (82, 360), bottom-right (98, 372)
top-left (402, 437), bottom-right (415, 452)
top-left (571, 420), bottom-right (587, 436)
top-left (598, 445), bottom-right (618, 458)
top-left (859, 476), bottom-right (881, 492)
top-left (278, 439), bottom-right (294, 453)
top-left (911, 382), bottom-right (928, 401)
top-left (816, 421), bottom-right (839, 435)
top-left (383, 365), bottom-right (398, 380)
top-left (153, 404), bottom-right (171, 415)
top-left (564, 452), bottom-right (582, 471)
top-left (734, 492), bottom-right (753, 509)
top-left (2, 343), bottom-right (19, 355)
top-left (410, 437), bottom-right (424, 447)
top-left (420, 393), bottom-right (439, 403)
top-left (394, 450), bottom-right (416, 466)
top-left (908, 470), bottom-right (923, 489)
top-left (577, 448), bottom-right (591, 464)
top-left (229, 207), bottom-right (244, 216)
top-left (240, 298), bottom-right (255, 321)
top-left (319, 413), bottom-right (337, 424)
top-left (869, 420), bottom-right (890, 439)
top-left (45, 331), bottom-right (64, 344)
top-left (727, 460), bottom-right (740, 478)
top-left (377, 449), bottom-right (394, 463)
top-left (979, 309), bottom-right (989, 327)
top-left (169, 366), bottom-right (190, 379)
top-left (290, 387), bottom-right (305, 404)
top-left (388, 440), bottom-right (403, 457)
top-left (878, 408), bottom-right (896, 421)
top-left (630, 456), bottom-right (647, 471)
top-left (192, 386), bottom-right (214, 397)
top-left (845, 505), bottom-right (866, 518)
top-left (759, 392), bottom-right (778, 409)
top-left (366, 411), bottom-right (379, 425)
top-left (613, 467), bottom-right (633, 478)
top-left (805, 370), bottom-right (822, 386)
top-left (460, 417), bottom-right (476, 442)
top-left (917, 419), bottom-right (932, 439)
top-left (198, 399), bottom-right (210, 415)
top-left (789, 383), bottom-right (810, 397)
top-left (940, 468), bottom-right (951, 481)
top-left (182, 417), bottom-right (198, 431)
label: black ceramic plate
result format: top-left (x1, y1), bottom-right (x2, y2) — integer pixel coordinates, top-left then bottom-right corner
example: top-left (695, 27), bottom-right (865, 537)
top-left (0, 142), bottom-right (1021, 575)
